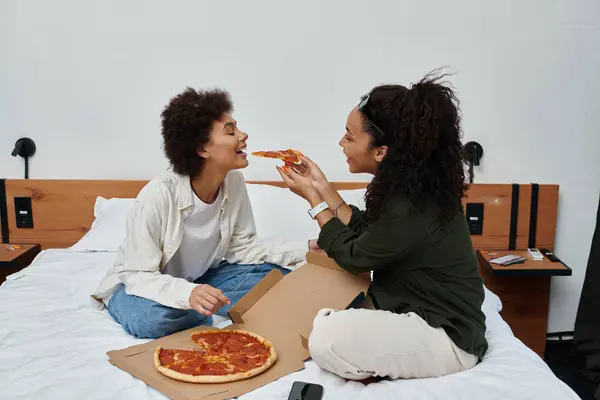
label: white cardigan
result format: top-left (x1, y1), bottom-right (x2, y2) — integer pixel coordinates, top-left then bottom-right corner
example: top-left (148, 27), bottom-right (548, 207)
top-left (91, 170), bottom-right (306, 310)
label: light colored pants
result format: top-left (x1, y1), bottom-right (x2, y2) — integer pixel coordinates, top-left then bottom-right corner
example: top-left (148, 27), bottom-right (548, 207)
top-left (308, 308), bottom-right (479, 380)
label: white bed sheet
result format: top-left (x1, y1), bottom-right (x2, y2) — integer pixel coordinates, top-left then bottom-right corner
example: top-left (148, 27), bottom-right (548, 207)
top-left (0, 250), bottom-right (580, 400)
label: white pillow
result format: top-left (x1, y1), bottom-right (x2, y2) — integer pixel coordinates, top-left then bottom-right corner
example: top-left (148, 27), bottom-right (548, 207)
top-left (69, 197), bottom-right (135, 252)
top-left (246, 184), bottom-right (319, 242)
top-left (69, 187), bottom-right (363, 252)
top-left (245, 184), bottom-right (367, 243)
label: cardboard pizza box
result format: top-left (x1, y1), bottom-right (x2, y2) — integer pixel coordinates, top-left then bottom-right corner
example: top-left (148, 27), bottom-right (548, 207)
top-left (106, 253), bottom-right (370, 400)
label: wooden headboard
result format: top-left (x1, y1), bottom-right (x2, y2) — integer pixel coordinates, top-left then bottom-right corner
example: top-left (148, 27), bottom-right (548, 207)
top-left (0, 179), bottom-right (558, 251)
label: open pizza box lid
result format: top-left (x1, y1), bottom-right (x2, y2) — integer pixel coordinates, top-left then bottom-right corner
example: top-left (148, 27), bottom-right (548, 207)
top-left (107, 253), bottom-right (370, 400)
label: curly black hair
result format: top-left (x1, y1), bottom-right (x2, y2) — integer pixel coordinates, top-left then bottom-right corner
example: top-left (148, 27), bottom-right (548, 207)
top-left (161, 88), bottom-right (233, 176)
top-left (361, 70), bottom-right (468, 223)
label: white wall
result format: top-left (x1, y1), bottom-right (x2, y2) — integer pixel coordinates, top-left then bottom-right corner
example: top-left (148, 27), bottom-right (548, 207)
top-left (1, 0), bottom-right (599, 332)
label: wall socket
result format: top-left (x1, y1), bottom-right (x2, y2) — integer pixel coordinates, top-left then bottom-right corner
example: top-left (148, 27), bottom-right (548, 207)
top-left (465, 203), bottom-right (484, 235)
top-left (14, 197), bottom-right (33, 228)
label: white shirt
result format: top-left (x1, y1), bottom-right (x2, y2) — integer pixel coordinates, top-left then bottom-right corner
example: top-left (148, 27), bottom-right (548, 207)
top-left (91, 170), bottom-right (307, 310)
top-left (163, 187), bottom-right (223, 282)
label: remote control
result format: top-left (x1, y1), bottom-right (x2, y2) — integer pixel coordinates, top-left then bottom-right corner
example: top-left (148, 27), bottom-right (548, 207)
top-left (490, 254), bottom-right (527, 265)
top-left (527, 248), bottom-right (544, 261)
top-left (539, 248), bottom-right (561, 262)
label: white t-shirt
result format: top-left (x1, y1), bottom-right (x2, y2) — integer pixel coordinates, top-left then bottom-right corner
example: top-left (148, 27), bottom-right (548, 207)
top-left (163, 187), bottom-right (223, 282)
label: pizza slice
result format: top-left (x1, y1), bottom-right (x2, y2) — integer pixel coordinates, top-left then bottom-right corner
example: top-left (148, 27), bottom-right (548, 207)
top-left (154, 347), bottom-right (238, 383)
top-left (191, 329), bottom-right (229, 353)
top-left (251, 149), bottom-right (308, 174)
top-left (191, 330), bottom-right (274, 358)
top-left (251, 149), bottom-right (305, 165)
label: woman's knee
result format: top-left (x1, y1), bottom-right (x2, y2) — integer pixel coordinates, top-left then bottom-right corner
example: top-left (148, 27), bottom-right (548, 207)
top-left (128, 318), bottom-right (179, 339)
top-left (308, 309), bottom-right (372, 380)
top-left (138, 312), bottom-right (211, 339)
top-left (107, 285), bottom-right (209, 339)
top-left (256, 263), bottom-right (291, 275)
top-left (120, 307), bottom-right (210, 339)
top-left (308, 308), bottom-right (352, 357)
top-left (307, 317), bottom-right (330, 361)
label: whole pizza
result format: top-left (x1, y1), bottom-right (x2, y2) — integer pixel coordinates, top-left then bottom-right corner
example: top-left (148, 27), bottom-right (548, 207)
top-left (154, 329), bottom-right (277, 384)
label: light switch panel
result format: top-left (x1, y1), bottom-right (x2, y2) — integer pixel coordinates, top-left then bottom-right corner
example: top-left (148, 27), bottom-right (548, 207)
top-left (14, 197), bottom-right (33, 229)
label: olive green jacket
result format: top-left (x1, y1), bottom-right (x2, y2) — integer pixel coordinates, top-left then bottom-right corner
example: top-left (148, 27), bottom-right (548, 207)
top-left (317, 196), bottom-right (488, 359)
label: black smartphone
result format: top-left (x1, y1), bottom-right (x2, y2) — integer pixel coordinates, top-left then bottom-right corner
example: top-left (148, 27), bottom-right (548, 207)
top-left (287, 381), bottom-right (324, 400)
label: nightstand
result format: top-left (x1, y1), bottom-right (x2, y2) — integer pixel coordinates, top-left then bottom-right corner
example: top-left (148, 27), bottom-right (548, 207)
top-left (477, 249), bottom-right (572, 358)
top-left (0, 244), bottom-right (41, 284)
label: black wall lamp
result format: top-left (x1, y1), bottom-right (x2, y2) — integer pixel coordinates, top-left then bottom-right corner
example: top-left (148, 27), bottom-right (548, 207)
top-left (11, 137), bottom-right (36, 179)
top-left (464, 141), bottom-right (483, 184)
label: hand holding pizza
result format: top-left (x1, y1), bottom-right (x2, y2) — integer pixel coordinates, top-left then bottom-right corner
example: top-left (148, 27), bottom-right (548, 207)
top-left (252, 149), bottom-right (328, 203)
top-left (189, 284), bottom-right (231, 317)
top-left (300, 156), bottom-right (330, 192)
top-left (276, 164), bottom-right (318, 201)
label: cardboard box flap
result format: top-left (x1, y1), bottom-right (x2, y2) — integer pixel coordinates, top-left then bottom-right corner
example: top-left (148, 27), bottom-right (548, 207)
top-left (306, 252), bottom-right (345, 271)
top-left (300, 334), bottom-right (310, 353)
top-left (235, 261), bottom-right (370, 344)
top-left (306, 252), bottom-right (371, 281)
top-left (227, 269), bottom-right (283, 324)
top-left (298, 291), bottom-right (367, 354)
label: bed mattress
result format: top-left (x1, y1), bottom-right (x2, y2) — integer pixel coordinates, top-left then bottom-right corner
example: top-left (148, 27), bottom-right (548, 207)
top-left (0, 250), bottom-right (580, 399)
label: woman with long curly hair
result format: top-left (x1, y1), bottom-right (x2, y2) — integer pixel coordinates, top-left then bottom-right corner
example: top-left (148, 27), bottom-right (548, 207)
top-left (278, 71), bottom-right (488, 380)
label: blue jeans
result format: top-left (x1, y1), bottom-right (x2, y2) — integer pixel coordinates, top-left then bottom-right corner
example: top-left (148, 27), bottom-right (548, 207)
top-left (107, 262), bottom-right (290, 339)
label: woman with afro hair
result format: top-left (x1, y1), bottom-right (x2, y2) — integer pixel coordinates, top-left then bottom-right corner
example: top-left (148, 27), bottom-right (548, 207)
top-left (278, 71), bottom-right (488, 380)
top-left (92, 88), bottom-right (306, 339)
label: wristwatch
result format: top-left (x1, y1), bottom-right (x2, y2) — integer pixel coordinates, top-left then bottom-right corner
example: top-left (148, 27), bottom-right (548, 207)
top-left (308, 201), bottom-right (329, 220)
